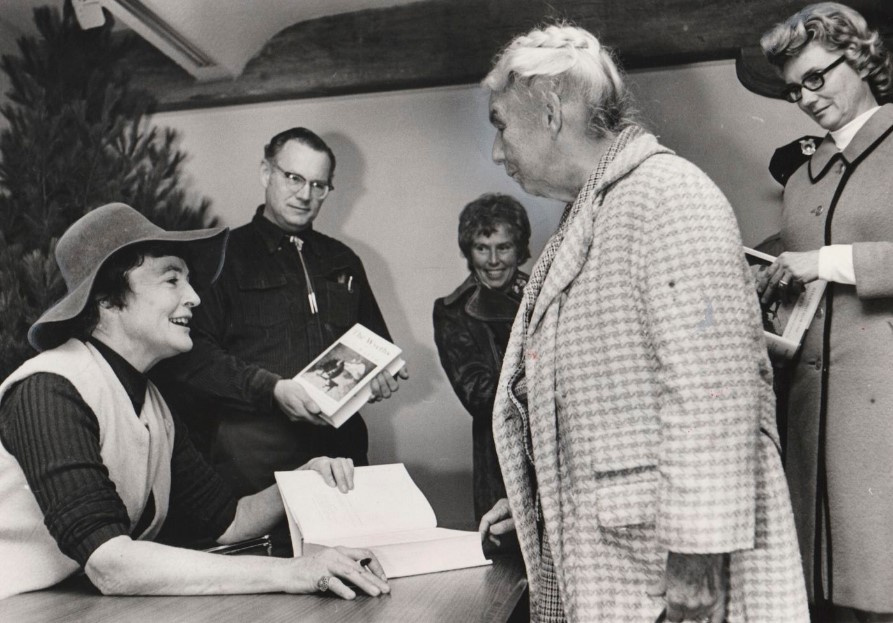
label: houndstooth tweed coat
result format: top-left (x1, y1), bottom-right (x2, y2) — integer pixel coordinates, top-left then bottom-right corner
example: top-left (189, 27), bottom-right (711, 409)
top-left (492, 130), bottom-right (809, 622)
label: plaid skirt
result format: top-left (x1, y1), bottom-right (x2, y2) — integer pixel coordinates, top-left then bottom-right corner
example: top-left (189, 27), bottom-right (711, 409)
top-left (536, 535), bottom-right (566, 623)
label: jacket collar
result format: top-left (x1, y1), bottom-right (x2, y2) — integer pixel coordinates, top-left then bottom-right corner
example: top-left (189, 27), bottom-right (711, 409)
top-left (809, 104), bottom-right (893, 182)
top-left (443, 272), bottom-right (527, 320)
top-left (251, 205), bottom-right (320, 257)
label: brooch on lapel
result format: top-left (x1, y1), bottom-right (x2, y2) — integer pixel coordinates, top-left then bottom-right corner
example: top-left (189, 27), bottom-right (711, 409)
top-left (799, 138), bottom-right (817, 156)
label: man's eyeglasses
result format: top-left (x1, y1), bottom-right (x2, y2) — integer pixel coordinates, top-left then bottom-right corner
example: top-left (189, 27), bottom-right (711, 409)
top-left (268, 161), bottom-right (333, 199)
top-left (782, 55), bottom-right (847, 103)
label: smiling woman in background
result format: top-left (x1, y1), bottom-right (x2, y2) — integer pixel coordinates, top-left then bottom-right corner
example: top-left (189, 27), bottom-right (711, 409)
top-left (759, 4), bottom-right (893, 621)
top-left (433, 193), bottom-right (529, 533)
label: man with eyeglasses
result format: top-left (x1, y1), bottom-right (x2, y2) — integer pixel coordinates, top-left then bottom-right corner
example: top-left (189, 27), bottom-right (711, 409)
top-left (158, 128), bottom-right (407, 522)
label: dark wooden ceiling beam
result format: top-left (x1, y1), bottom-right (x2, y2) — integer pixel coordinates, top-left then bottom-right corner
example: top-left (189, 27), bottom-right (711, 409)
top-left (122, 0), bottom-right (893, 111)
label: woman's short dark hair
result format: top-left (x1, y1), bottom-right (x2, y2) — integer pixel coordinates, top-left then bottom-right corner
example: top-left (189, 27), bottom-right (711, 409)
top-left (761, 2), bottom-right (893, 102)
top-left (458, 193), bottom-right (531, 270)
top-left (263, 127), bottom-right (336, 183)
top-left (69, 242), bottom-right (187, 341)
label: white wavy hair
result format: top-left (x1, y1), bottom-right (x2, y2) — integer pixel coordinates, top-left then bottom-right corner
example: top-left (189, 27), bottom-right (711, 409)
top-left (482, 23), bottom-right (637, 137)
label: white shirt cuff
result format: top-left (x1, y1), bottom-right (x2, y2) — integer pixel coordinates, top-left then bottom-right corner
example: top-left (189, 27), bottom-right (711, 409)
top-left (818, 245), bottom-right (856, 284)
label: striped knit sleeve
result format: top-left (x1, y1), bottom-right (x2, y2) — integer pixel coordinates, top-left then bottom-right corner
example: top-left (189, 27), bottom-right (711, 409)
top-left (0, 373), bottom-right (131, 566)
top-left (161, 409), bottom-right (238, 543)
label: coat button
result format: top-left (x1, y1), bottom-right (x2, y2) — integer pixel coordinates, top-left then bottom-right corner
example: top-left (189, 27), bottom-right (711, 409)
top-left (815, 359), bottom-right (822, 370)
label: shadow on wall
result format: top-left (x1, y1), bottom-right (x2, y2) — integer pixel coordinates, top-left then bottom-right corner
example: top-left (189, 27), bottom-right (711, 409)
top-left (407, 463), bottom-right (476, 530)
top-left (318, 131), bottom-right (440, 463)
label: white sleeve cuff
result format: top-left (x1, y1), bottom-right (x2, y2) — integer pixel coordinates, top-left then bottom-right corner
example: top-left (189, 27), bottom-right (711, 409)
top-left (818, 245), bottom-right (856, 284)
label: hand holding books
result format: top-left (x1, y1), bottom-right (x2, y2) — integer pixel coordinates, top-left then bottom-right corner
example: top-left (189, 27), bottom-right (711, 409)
top-left (294, 324), bottom-right (407, 427)
top-left (754, 249), bottom-right (821, 306)
top-left (274, 324), bottom-right (407, 427)
top-left (745, 247), bottom-right (826, 359)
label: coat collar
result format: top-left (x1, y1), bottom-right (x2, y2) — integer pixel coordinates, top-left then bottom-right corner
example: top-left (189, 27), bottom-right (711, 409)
top-left (809, 104), bottom-right (893, 182)
top-left (251, 205), bottom-right (320, 257)
top-left (527, 131), bottom-right (673, 334)
top-left (443, 271), bottom-right (527, 321)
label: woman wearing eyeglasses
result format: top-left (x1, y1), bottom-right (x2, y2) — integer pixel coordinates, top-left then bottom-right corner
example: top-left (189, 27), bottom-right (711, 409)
top-left (759, 4), bottom-right (893, 620)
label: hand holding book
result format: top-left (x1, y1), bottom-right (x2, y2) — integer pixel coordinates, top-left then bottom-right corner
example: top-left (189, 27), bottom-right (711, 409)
top-left (745, 248), bottom-right (826, 359)
top-left (755, 249), bottom-right (821, 307)
top-left (294, 324), bottom-right (407, 427)
top-left (366, 364), bottom-right (410, 404)
top-left (274, 378), bottom-right (328, 426)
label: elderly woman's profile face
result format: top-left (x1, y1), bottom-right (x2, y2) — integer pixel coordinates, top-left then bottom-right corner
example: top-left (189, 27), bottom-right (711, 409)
top-left (470, 223), bottom-right (519, 290)
top-left (489, 89), bottom-right (554, 198)
top-left (782, 41), bottom-right (878, 132)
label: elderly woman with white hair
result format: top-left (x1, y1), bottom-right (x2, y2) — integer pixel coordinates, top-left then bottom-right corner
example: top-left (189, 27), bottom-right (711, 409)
top-left (476, 23), bottom-right (808, 623)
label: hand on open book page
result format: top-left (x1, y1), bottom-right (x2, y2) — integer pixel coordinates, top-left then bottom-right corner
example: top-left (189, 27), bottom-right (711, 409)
top-left (299, 457), bottom-right (355, 493)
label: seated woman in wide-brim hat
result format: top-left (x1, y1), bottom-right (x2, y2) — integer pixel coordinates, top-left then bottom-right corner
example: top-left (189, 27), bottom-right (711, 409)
top-left (0, 202), bottom-right (389, 600)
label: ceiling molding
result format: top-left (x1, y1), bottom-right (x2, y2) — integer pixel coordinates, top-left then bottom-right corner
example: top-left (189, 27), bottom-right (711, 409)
top-left (115, 0), bottom-right (893, 111)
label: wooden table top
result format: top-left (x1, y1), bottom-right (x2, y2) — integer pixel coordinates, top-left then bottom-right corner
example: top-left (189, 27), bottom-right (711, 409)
top-left (0, 553), bottom-right (527, 623)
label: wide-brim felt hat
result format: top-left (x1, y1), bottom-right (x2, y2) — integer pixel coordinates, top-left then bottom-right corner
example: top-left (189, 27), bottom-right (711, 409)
top-left (28, 202), bottom-right (229, 352)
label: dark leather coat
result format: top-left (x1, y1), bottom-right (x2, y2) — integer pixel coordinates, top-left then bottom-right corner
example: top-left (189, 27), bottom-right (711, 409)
top-left (432, 271), bottom-right (527, 521)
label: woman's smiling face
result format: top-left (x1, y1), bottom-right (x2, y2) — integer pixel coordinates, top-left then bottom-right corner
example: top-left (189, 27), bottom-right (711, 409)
top-left (470, 223), bottom-right (519, 290)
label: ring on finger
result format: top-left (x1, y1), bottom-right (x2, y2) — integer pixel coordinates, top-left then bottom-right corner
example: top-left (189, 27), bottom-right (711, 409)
top-left (779, 279), bottom-right (789, 287)
top-left (317, 575), bottom-right (331, 592)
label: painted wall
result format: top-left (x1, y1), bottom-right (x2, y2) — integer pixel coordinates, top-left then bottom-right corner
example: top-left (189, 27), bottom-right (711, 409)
top-left (155, 59), bottom-right (822, 527)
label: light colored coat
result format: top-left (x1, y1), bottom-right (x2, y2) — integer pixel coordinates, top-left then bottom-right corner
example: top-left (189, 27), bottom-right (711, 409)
top-left (782, 104), bottom-right (893, 611)
top-left (493, 131), bottom-right (808, 622)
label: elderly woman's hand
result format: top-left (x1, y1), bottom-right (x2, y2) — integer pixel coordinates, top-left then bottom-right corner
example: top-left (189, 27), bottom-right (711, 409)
top-left (299, 457), bottom-right (354, 493)
top-left (759, 250), bottom-right (820, 305)
top-left (284, 546), bottom-right (389, 599)
top-left (648, 552), bottom-right (727, 623)
top-left (479, 498), bottom-right (515, 547)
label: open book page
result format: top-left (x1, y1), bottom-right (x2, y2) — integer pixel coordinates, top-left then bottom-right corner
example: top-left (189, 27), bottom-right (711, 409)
top-left (276, 464), bottom-right (437, 545)
top-left (276, 464), bottom-right (491, 577)
top-left (306, 528), bottom-right (491, 578)
top-left (744, 247), bottom-right (827, 359)
top-left (294, 323), bottom-right (402, 418)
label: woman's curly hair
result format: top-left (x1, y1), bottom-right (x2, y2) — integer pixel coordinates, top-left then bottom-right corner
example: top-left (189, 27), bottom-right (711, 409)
top-left (761, 2), bottom-right (893, 102)
top-left (458, 193), bottom-right (531, 270)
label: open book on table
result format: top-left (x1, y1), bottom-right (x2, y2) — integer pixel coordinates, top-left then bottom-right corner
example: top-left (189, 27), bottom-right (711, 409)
top-left (745, 247), bottom-right (827, 359)
top-left (275, 463), bottom-right (491, 578)
top-left (293, 323), bottom-right (405, 428)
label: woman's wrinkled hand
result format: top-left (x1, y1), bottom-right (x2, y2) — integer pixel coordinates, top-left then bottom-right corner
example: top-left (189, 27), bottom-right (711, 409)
top-left (648, 552), bottom-right (727, 623)
top-left (299, 456), bottom-right (354, 493)
top-left (479, 498), bottom-right (515, 547)
top-left (285, 546), bottom-right (389, 599)
top-left (759, 250), bottom-right (820, 305)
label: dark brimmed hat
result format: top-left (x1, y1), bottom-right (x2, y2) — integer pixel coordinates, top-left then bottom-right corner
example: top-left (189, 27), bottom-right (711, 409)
top-left (28, 202), bottom-right (229, 352)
